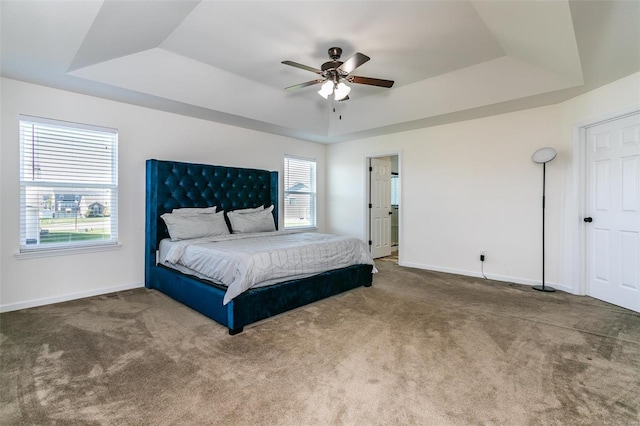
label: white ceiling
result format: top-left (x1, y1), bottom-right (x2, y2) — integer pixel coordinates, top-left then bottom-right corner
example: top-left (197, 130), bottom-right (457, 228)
top-left (1, 0), bottom-right (639, 143)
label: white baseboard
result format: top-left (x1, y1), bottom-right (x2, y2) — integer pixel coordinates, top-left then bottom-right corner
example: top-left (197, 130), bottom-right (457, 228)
top-left (0, 282), bottom-right (144, 313)
top-left (397, 261), bottom-right (574, 294)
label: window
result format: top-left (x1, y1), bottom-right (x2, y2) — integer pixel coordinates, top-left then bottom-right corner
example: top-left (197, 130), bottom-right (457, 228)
top-left (391, 173), bottom-right (399, 206)
top-left (284, 156), bottom-right (316, 229)
top-left (19, 115), bottom-right (118, 252)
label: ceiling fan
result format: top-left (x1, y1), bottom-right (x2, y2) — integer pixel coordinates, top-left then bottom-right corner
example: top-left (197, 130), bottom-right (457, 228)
top-left (282, 47), bottom-right (394, 101)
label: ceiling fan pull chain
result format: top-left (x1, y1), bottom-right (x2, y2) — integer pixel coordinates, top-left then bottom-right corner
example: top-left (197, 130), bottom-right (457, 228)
top-left (334, 98), bottom-right (343, 120)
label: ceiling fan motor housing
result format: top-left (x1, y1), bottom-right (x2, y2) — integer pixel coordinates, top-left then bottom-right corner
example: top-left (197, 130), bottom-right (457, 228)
top-left (322, 48), bottom-right (347, 80)
top-left (321, 61), bottom-right (344, 73)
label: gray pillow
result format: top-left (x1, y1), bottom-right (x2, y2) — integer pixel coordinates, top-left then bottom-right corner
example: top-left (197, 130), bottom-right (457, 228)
top-left (171, 206), bottom-right (217, 215)
top-left (232, 206), bottom-right (265, 214)
top-left (161, 211), bottom-right (229, 241)
top-left (227, 205), bottom-right (275, 234)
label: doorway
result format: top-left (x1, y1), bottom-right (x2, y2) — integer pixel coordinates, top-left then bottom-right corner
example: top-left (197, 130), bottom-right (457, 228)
top-left (582, 111), bottom-right (639, 312)
top-left (366, 154), bottom-right (400, 260)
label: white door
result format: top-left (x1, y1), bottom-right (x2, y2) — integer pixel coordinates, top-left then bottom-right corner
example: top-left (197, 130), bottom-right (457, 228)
top-left (370, 158), bottom-right (392, 258)
top-left (585, 112), bottom-right (640, 312)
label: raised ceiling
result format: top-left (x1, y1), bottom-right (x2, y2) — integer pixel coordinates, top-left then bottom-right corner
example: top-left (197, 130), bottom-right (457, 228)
top-left (1, 0), bottom-right (639, 143)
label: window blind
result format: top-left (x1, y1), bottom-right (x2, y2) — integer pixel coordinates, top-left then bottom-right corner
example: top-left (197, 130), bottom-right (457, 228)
top-left (284, 156), bottom-right (316, 229)
top-left (19, 115), bottom-right (118, 252)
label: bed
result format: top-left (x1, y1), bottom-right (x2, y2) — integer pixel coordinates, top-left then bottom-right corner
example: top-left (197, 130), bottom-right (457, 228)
top-left (145, 159), bottom-right (374, 334)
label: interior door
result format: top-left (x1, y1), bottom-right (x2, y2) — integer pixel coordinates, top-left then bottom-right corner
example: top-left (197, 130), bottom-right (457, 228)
top-left (585, 112), bottom-right (640, 312)
top-left (370, 157), bottom-right (392, 258)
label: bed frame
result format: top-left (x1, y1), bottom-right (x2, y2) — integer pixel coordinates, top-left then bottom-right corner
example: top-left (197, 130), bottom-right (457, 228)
top-left (145, 159), bottom-right (373, 335)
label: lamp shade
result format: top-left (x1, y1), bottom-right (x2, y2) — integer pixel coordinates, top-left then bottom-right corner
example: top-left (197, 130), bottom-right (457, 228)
top-left (334, 82), bottom-right (351, 101)
top-left (532, 147), bottom-right (557, 164)
top-left (317, 80), bottom-right (333, 99)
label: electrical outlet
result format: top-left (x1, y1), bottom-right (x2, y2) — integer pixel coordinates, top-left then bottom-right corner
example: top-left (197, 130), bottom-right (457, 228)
top-left (480, 253), bottom-right (485, 262)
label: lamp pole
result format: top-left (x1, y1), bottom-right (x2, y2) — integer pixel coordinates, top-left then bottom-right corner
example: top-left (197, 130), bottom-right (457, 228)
top-left (532, 147), bottom-right (557, 292)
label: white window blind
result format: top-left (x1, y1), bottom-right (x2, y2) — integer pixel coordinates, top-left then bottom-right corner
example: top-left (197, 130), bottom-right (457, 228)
top-left (19, 115), bottom-right (118, 252)
top-left (284, 156), bottom-right (316, 229)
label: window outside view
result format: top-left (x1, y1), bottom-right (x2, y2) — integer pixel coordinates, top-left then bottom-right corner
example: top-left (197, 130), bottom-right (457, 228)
top-left (19, 116), bottom-right (118, 251)
top-left (284, 157), bottom-right (316, 229)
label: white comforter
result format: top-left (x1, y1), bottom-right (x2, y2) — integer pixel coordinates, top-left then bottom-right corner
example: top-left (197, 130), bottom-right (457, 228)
top-left (161, 231), bottom-right (376, 305)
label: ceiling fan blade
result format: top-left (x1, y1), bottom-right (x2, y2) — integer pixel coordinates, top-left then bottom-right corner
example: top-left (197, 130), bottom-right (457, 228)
top-left (348, 75), bottom-right (395, 88)
top-left (282, 60), bottom-right (322, 74)
top-left (337, 52), bottom-right (370, 74)
top-left (285, 79), bottom-right (325, 91)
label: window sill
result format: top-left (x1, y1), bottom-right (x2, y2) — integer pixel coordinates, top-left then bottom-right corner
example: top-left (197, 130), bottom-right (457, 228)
top-left (284, 226), bottom-right (318, 232)
top-left (15, 243), bottom-right (122, 260)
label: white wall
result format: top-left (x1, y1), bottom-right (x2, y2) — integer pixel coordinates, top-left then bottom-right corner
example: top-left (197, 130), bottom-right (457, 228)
top-left (0, 78), bottom-right (326, 311)
top-left (327, 72), bottom-right (640, 293)
top-left (2, 72), bottom-right (638, 310)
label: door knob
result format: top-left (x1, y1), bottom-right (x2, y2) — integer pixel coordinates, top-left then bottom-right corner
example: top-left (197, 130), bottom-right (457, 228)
top-left (584, 217), bottom-right (593, 223)
top-left (388, 211), bottom-right (393, 215)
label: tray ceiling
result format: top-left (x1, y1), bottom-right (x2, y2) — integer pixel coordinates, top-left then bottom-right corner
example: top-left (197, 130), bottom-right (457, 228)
top-left (1, 0), bottom-right (639, 143)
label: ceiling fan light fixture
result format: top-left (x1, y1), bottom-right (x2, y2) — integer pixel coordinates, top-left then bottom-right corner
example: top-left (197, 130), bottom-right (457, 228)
top-left (318, 80), bottom-right (333, 99)
top-left (334, 82), bottom-right (351, 101)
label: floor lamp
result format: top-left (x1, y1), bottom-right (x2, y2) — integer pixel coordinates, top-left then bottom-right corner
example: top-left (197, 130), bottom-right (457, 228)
top-left (532, 147), bottom-right (557, 292)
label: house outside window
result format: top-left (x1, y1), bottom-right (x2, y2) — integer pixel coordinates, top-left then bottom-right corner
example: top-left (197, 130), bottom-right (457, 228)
top-left (19, 115), bottom-right (118, 252)
top-left (284, 156), bottom-right (316, 229)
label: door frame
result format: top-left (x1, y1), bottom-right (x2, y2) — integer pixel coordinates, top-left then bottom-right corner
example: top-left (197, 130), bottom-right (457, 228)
top-left (572, 106), bottom-right (640, 296)
top-left (364, 151), bottom-right (402, 260)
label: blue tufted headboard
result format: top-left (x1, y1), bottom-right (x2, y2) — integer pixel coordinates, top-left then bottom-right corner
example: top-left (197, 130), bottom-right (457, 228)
top-left (145, 159), bottom-right (278, 261)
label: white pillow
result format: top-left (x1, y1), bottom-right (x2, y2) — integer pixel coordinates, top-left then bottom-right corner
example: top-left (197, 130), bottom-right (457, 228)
top-left (227, 205), bottom-right (275, 234)
top-left (232, 206), bottom-right (264, 214)
top-left (161, 211), bottom-right (229, 241)
top-left (171, 206), bottom-right (217, 215)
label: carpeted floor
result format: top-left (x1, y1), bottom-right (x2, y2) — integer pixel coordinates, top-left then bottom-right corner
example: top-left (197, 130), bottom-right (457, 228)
top-left (1, 260), bottom-right (639, 425)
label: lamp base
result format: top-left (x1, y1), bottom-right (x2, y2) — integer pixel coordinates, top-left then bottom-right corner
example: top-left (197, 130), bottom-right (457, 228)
top-left (533, 285), bottom-right (555, 292)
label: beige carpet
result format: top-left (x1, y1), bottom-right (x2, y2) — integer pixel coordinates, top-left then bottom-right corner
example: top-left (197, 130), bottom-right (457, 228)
top-left (1, 260), bottom-right (639, 425)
